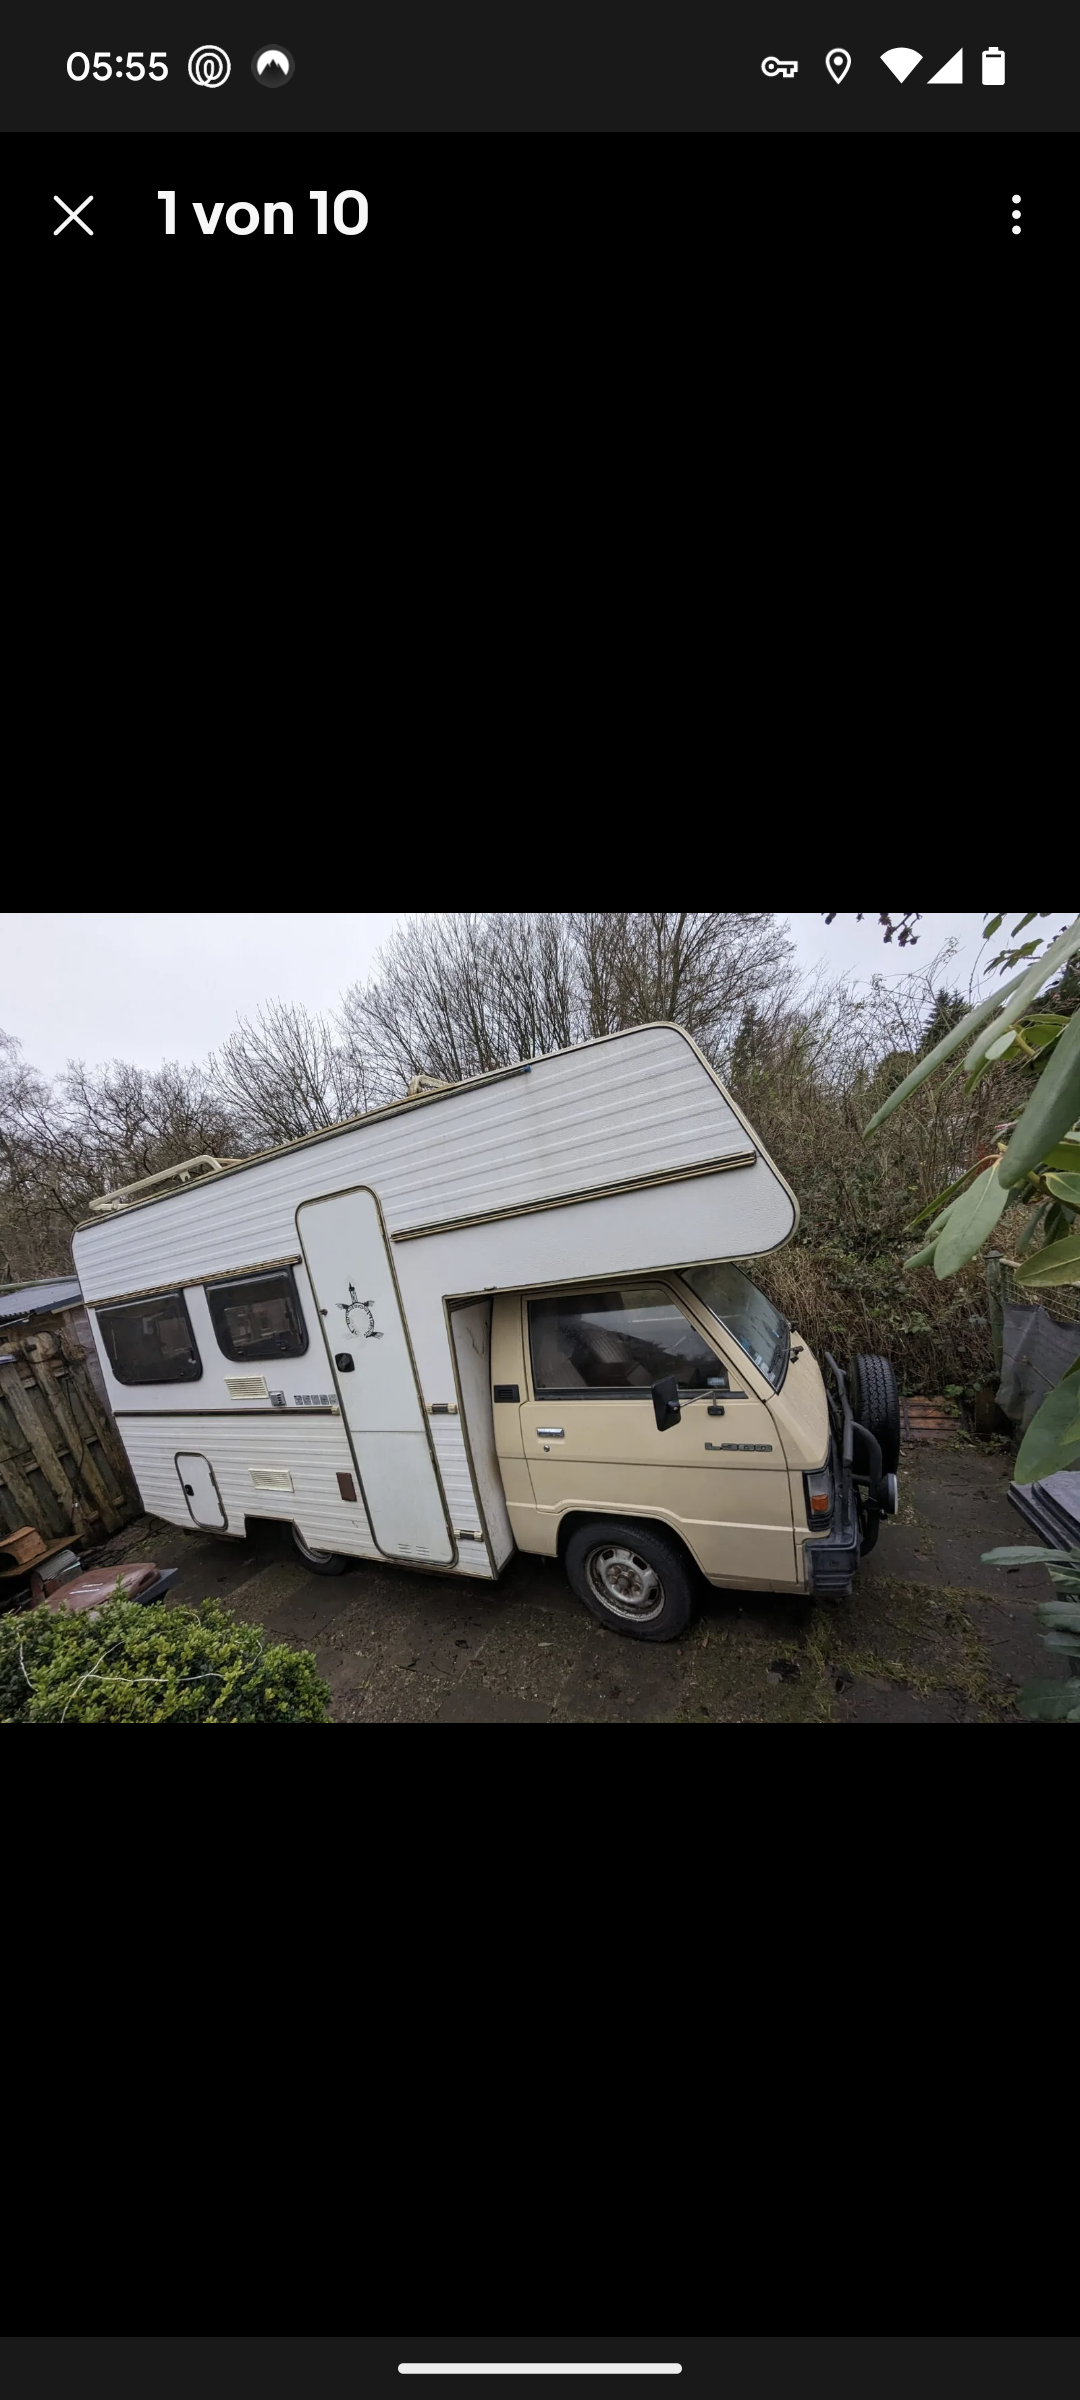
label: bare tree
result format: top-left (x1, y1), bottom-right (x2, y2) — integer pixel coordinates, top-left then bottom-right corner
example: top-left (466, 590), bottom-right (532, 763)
top-left (344, 911), bottom-right (794, 1096)
top-left (2, 911), bottom-right (795, 1280)
top-left (56, 1055), bottom-right (242, 1187)
top-left (211, 998), bottom-right (375, 1147)
top-left (0, 1032), bottom-right (247, 1281)
top-left (340, 915), bottom-right (580, 1096)
top-left (571, 911), bottom-right (793, 1064)
top-left (0, 1031), bottom-right (57, 1281)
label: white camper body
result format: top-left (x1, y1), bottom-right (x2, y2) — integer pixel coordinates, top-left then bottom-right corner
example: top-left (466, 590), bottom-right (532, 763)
top-left (72, 1026), bottom-right (800, 1596)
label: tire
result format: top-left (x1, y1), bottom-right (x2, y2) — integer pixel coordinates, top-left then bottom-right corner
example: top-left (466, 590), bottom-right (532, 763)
top-left (291, 1526), bottom-right (350, 1576)
top-left (849, 1353), bottom-right (901, 1475)
top-left (563, 1520), bottom-right (696, 1642)
top-left (858, 1499), bottom-right (881, 1557)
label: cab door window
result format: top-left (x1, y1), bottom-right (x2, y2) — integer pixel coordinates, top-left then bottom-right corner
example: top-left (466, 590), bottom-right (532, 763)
top-left (528, 1286), bottom-right (729, 1396)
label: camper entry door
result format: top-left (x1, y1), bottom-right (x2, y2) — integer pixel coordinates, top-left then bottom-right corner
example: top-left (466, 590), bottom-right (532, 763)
top-left (297, 1188), bottom-right (455, 1564)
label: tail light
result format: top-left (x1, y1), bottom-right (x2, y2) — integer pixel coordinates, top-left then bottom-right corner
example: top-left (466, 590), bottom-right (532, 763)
top-left (804, 1467), bottom-right (834, 1525)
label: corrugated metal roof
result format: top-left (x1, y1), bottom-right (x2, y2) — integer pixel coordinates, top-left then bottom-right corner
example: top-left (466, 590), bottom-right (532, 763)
top-left (0, 1276), bottom-right (82, 1324)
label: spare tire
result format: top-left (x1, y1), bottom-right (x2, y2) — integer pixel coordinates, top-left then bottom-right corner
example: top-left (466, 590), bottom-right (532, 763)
top-left (849, 1354), bottom-right (901, 1475)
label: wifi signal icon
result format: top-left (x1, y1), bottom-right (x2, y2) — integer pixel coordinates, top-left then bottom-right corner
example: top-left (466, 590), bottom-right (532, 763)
top-left (881, 47), bottom-right (923, 80)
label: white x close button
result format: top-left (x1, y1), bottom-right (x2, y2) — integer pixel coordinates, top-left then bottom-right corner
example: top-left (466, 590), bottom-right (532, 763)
top-left (54, 194), bottom-right (94, 235)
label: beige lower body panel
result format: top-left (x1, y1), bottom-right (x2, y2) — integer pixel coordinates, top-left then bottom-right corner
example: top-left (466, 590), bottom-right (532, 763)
top-left (508, 1473), bottom-right (799, 1589)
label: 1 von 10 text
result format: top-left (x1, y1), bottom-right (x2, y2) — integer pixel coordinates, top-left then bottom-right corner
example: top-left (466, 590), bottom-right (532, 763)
top-left (156, 191), bottom-right (369, 234)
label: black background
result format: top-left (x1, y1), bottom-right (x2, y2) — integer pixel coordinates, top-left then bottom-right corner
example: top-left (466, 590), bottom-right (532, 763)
top-left (5, 2338), bottom-right (1079, 2398)
top-left (26, 134), bottom-right (1045, 283)
top-left (5, 3), bottom-right (1077, 130)
top-left (9, 2), bottom-right (1059, 470)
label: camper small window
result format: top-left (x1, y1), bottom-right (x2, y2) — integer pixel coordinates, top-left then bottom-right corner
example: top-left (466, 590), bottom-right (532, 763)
top-left (205, 1268), bottom-right (309, 1364)
top-left (529, 1287), bottom-right (728, 1396)
top-left (97, 1291), bottom-right (202, 1385)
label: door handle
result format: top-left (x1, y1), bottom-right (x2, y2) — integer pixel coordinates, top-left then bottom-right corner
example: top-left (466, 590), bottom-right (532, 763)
top-left (536, 1427), bottom-right (564, 1438)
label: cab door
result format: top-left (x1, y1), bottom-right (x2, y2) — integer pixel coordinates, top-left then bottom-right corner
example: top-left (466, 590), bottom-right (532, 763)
top-left (519, 1281), bottom-right (797, 1589)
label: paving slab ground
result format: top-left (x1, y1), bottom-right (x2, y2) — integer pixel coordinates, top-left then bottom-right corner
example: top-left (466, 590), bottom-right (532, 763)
top-left (81, 1439), bottom-right (1065, 1724)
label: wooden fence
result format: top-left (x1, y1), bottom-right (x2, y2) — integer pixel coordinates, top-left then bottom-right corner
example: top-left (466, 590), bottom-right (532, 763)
top-left (0, 1321), bottom-right (140, 1546)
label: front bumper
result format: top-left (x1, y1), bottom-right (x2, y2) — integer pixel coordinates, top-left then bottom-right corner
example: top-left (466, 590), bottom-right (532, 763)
top-left (804, 1448), bottom-right (863, 1594)
top-left (804, 1354), bottom-right (898, 1595)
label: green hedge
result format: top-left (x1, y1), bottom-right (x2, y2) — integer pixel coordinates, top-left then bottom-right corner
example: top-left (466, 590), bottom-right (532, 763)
top-left (0, 1595), bottom-right (331, 1724)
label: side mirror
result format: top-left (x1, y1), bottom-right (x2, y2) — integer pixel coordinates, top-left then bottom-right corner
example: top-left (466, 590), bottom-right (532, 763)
top-left (652, 1375), bottom-right (682, 1431)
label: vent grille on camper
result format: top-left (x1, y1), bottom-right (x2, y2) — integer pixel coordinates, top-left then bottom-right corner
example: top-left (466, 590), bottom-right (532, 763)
top-left (251, 1468), bottom-right (293, 1491)
top-left (226, 1374), bottom-right (269, 1400)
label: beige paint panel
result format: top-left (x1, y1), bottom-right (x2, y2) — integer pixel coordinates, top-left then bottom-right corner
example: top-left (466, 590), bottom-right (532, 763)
top-left (506, 1499), bottom-right (559, 1558)
top-left (669, 1275), bottom-right (830, 1470)
top-left (528, 1463), bottom-right (796, 1583)
top-left (499, 1457), bottom-right (537, 1506)
top-left (768, 1338), bottom-right (830, 1470)
top-left (521, 1398), bottom-right (796, 1585)
top-left (523, 1394), bottom-right (783, 1472)
top-left (491, 1296), bottom-right (528, 1458)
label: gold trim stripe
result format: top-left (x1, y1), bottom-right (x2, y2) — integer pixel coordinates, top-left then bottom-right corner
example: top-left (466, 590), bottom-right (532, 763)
top-left (83, 1257), bottom-right (304, 1312)
top-left (390, 1152), bottom-right (756, 1242)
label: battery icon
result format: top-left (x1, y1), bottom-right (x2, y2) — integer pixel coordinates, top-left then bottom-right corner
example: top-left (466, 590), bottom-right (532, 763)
top-left (982, 47), bottom-right (1005, 83)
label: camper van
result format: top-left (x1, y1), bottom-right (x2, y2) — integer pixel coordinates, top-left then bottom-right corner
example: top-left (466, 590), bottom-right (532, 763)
top-left (71, 1025), bottom-right (899, 1642)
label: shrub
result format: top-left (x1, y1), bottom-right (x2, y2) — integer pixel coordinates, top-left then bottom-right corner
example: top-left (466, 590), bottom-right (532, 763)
top-left (729, 967), bottom-right (1032, 1396)
top-left (0, 1594), bottom-right (331, 1724)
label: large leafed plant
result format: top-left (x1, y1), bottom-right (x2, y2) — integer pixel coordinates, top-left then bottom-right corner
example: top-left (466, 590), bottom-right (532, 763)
top-left (824, 912), bottom-right (1080, 1484)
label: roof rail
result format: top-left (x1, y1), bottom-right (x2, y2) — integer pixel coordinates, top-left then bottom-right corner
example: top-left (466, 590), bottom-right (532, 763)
top-left (86, 1156), bottom-right (244, 1214)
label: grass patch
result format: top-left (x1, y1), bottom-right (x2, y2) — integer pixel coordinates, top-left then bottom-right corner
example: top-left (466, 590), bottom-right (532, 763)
top-left (674, 1578), bottom-right (1017, 1724)
top-left (832, 1576), bottom-right (1009, 1717)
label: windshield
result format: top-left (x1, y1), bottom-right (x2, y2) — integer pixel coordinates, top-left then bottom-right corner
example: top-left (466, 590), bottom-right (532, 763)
top-left (682, 1262), bottom-right (790, 1391)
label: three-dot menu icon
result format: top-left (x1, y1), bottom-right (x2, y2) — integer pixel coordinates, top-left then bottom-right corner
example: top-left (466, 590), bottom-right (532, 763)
top-left (1012, 195), bottom-right (1021, 233)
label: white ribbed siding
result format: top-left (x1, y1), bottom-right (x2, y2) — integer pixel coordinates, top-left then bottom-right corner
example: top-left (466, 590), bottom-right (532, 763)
top-left (72, 1028), bottom-right (791, 1307)
top-left (119, 1412), bottom-right (493, 1577)
top-left (118, 1411), bottom-right (380, 1554)
top-left (428, 1415), bottom-right (490, 1570)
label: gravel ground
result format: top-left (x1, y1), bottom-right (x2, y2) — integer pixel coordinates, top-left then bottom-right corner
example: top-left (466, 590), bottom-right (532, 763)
top-left (65, 1435), bottom-right (1067, 1723)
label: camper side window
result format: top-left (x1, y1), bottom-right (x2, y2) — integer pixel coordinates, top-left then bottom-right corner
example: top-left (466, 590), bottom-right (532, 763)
top-left (204, 1268), bottom-right (309, 1363)
top-left (529, 1288), bottom-right (729, 1396)
top-left (96, 1292), bottom-right (202, 1385)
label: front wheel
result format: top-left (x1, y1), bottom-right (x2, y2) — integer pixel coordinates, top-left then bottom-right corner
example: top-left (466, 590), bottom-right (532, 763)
top-left (563, 1520), bottom-right (696, 1642)
top-left (291, 1526), bottom-right (350, 1576)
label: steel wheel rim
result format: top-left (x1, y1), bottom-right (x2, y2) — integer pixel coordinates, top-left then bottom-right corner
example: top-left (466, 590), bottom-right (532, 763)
top-left (585, 1544), bottom-right (665, 1623)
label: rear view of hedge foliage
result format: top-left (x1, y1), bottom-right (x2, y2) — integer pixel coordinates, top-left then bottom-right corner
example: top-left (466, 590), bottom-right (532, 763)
top-left (0, 1595), bottom-right (331, 1723)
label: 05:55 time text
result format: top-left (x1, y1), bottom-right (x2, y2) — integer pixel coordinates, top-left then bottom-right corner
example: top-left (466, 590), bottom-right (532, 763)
top-left (67, 52), bottom-right (169, 79)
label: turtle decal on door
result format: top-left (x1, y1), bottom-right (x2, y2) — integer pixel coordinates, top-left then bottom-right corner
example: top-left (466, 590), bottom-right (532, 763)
top-left (338, 1282), bottom-right (383, 1339)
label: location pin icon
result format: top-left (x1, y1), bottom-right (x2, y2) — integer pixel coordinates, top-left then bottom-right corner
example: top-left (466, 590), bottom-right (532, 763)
top-left (827, 49), bottom-right (851, 81)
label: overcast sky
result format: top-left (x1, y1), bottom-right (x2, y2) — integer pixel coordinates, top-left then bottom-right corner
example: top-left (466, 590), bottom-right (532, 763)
top-left (0, 911), bottom-right (1068, 1081)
